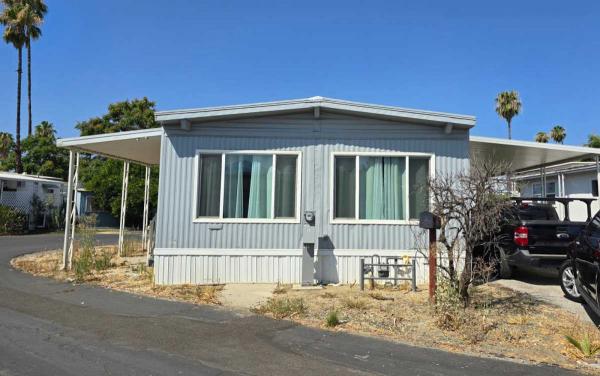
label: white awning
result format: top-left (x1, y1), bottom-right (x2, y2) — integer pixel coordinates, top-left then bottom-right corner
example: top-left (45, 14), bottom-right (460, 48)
top-left (470, 136), bottom-right (600, 172)
top-left (56, 128), bottom-right (162, 165)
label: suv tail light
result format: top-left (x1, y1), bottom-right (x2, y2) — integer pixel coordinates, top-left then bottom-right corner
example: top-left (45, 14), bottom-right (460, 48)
top-left (514, 226), bottom-right (529, 247)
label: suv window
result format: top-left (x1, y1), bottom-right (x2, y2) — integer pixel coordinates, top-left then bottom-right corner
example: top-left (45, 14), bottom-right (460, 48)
top-left (517, 205), bottom-right (559, 220)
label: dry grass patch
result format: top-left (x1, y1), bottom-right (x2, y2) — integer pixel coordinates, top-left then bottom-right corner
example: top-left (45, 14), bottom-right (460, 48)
top-left (253, 297), bottom-right (307, 319)
top-left (255, 284), bottom-right (600, 372)
top-left (273, 283), bottom-right (292, 295)
top-left (11, 248), bottom-right (223, 305)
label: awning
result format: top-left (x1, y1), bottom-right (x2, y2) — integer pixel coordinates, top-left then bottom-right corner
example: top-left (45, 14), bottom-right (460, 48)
top-left (470, 136), bottom-right (600, 172)
top-left (56, 129), bottom-right (600, 171)
top-left (56, 128), bottom-right (162, 166)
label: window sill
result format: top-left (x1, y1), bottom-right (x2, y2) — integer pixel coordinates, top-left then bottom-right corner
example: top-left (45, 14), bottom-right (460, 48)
top-left (193, 218), bottom-right (300, 224)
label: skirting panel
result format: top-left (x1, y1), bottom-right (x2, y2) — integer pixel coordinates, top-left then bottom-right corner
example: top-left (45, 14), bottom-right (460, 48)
top-left (154, 254), bottom-right (302, 284)
top-left (153, 249), bottom-right (430, 285)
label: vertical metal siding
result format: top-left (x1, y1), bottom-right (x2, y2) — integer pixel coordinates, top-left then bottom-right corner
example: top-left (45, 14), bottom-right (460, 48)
top-left (154, 112), bottom-right (469, 284)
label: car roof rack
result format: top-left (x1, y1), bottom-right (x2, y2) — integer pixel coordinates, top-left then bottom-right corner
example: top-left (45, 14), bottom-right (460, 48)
top-left (511, 197), bottom-right (596, 222)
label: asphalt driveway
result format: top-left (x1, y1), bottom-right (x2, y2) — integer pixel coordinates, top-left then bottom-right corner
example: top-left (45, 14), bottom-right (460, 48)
top-left (0, 233), bottom-right (580, 375)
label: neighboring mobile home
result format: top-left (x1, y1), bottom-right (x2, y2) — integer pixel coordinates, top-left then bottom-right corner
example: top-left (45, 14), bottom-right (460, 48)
top-left (0, 171), bottom-right (66, 228)
top-left (515, 162), bottom-right (600, 221)
top-left (57, 97), bottom-right (600, 285)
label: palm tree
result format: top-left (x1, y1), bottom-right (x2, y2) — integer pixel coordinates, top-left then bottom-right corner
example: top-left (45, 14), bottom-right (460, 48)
top-left (550, 125), bottom-right (566, 144)
top-left (1, 0), bottom-right (26, 173)
top-left (535, 131), bottom-right (549, 143)
top-left (22, 0), bottom-right (47, 136)
top-left (586, 134), bottom-right (600, 148)
top-left (0, 132), bottom-right (13, 159)
top-left (495, 91), bottom-right (522, 139)
top-left (35, 120), bottom-right (54, 138)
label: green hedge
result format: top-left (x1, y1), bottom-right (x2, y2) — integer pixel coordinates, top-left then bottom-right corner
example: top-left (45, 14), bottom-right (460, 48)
top-left (0, 205), bottom-right (27, 235)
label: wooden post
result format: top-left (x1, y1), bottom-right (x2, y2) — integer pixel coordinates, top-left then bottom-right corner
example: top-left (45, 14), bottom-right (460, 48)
top-left (428, 228), bottom-right (437, 303)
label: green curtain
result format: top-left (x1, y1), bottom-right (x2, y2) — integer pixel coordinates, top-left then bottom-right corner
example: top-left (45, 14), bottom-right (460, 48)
top-left (409, 158), bottom-right (430, 219)
top-left (198, 154), bottom-right (221, 217)
top-left (360, 157), bottom-right (406, 220)
top-left (224, 155), bottom-right (245, 218)
top-left (247, 155), bottom-right (273, 218)
top-left (274, 155), bottom-right (297, 218)
top-left (383, 157), bottom-right (405, 220)
top-left (334, 157), bottom-right (356, 218)
top-left (359, 157), bottom-right (384, 219)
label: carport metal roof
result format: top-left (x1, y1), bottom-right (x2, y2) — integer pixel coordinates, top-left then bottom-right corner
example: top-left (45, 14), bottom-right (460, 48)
top-left (56, 128), bottom-right (163, 166)
top-left (56, 129), bottom-right (600, 172)
top-left (470, 136), bottom-right (600, 172)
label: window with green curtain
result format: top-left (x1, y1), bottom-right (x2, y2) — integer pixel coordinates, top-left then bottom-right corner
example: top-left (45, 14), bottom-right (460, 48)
top-left (223, 154), bottom-right (273, 219)
top-left (334, 156), bottom-right (356, 219)
top-left (197, 154), bottom-right (222, 217)
top-left (197, 152), bottom-right (299, 220)
top-left (274, 155), bottom-right (297, 218)
top-left (359, 156), bottom-right (406, 220)
top-left (409, 158), bottom-right (430, 219)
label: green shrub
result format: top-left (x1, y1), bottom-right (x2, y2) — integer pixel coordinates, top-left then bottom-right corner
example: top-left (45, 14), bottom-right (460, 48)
top-left (73, 247), bottom-right (94, 282)
top-left (0, 205), bottom-right (27, 235)
top-left (325, 310), bottom-right (340, 327)
top-left (565, 333), bottom-right (600, 358)
top-left (434, 278), bottom-right (464, 330)
top-left (93, 250), bottom-right (112, 270)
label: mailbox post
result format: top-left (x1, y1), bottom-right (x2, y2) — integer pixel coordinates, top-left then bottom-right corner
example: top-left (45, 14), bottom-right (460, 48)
top-left (419, 211), bottom-right (441, 303)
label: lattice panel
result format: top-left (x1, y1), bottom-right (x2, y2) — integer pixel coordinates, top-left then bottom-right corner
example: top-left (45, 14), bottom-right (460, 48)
top-left (0, 191), bottom-right (31, 213)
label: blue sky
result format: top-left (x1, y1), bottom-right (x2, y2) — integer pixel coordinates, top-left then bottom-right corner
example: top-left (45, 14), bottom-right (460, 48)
top-left (1, 0), bottom-right (598, 144)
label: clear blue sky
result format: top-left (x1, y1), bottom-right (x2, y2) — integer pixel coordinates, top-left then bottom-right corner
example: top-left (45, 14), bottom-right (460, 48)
top-left (1, 0), bottom-right (598, 144)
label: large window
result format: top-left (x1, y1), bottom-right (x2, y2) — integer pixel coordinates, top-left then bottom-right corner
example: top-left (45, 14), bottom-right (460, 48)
top-left (195, 151), bottom-right (300, 222)
top-left (332, 153), bottom-right (432, 222)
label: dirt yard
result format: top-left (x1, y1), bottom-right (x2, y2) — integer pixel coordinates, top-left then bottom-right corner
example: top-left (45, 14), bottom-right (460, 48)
top-left (11, 249), bottom-right (600, 373)
top-left (254, 283), bottom-right (600, 373)
top-left (11, 248), bottom-right (223, 305)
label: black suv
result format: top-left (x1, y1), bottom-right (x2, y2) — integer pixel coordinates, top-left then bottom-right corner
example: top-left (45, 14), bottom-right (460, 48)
top-left (566, 211), bottom-right (600, 314)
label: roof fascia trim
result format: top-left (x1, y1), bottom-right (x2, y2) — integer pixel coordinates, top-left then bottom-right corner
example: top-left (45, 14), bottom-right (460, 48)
top-left (155, 97), bottom-right (476, 127)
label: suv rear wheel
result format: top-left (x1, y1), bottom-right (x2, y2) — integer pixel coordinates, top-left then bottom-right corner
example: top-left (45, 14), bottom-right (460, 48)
top-left (560, 261), bottom-right (582, 302)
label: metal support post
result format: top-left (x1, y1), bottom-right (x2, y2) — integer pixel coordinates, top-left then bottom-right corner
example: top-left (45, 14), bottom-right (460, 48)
top-left (359, 258), bottom-right (365, 291)
top-left (411, 258), bottom-right (417, 292)
top-left (62, 151), bottom-right (75, 270)
top-left (142, 166), bottom-right (150, 248)
top-left (541, 167), bottom-right (547, 197)
top-left (62, 151), bottom-right (79, 270)
top-left (118, 161), bottom-right (130, 256)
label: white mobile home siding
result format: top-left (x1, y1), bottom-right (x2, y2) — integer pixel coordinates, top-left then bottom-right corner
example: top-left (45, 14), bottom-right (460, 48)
top-left (520, 171), bottom-right (599, 221)
top-left (154, 112), bottom-right (469, 284)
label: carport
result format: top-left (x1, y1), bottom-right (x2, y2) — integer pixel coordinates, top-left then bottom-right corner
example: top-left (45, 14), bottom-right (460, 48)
top-left (56, 130), bottom-right (600, 272)
top-left (56, 128), bottom-right (162, 269)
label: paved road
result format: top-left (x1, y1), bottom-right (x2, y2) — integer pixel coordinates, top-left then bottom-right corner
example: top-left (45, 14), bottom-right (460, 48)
top-left (0, 234), bottom-right (579, 375)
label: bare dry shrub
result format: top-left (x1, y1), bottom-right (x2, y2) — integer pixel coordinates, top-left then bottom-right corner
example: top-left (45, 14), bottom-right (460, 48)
top-left (414, 158), bottom-right (514, 306)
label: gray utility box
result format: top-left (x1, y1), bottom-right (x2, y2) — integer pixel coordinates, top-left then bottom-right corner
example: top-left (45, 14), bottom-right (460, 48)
top-left (301, 211), bottom-right (316, 286)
